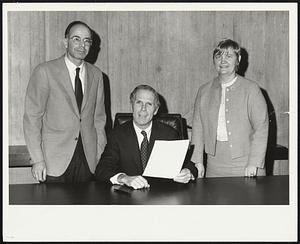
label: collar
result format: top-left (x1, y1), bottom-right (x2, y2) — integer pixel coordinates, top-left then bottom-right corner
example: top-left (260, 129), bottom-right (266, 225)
top-left (133, 120), bottom-right (153, 137)
top-left (64, 54), bottom-right (84, 72)
top-left (221, 76), bottom-right (237, 88)
top-left (212, 75), bottom-right (241, 90)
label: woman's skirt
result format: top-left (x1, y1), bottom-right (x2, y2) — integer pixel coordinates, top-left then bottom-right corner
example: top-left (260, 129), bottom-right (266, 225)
top-left (206, 141), bottom-right (266, 177)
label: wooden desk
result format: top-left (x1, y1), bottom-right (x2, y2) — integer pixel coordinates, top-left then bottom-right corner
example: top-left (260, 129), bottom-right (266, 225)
top-left (9, 175), bottom-right (288, 205)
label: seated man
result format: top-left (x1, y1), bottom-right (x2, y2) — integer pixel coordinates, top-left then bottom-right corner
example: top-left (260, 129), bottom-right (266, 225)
top-left (95, 84), bottom-right (198, 189)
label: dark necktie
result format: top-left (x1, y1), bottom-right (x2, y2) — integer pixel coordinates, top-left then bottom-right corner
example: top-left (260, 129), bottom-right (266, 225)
top-left (75, 67), bottom-right (83, 113)
top-left (140, 130), bottom-right (149, 170)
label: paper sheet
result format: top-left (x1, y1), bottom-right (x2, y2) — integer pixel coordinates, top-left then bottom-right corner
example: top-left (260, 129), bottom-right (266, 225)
top-left (142, 140), bottom-right (189, 179)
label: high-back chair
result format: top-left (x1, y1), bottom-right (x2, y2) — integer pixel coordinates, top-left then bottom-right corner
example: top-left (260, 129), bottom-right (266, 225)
top-left (114, 113), bottom-right (187, 139)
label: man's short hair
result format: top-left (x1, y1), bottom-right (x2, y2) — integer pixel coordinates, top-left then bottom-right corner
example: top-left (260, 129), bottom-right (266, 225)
top-left (130, 84), bottom-right (161, 109)
top-left (64, 21), bottom-right (92, 38)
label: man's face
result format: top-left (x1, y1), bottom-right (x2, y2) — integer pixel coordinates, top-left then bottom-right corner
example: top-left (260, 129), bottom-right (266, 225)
top-left (213, 47), bottom-right (240, 76)
top-left (132, 89), bottom-right (158, 129)
top-left (64, 24), bottom-right (92, 65)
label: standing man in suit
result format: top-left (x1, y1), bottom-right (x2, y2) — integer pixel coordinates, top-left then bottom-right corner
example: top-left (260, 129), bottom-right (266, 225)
top-left (95, 85), bottom-right (198, 189)
top-left (23, 21), bottom-right (107, 183)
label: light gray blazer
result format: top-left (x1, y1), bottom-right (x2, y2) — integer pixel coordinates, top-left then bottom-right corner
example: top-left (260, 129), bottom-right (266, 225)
top-left (23, 55), bottom-right (107, 176)
top-left (191, 75), bottom-right (269, 168)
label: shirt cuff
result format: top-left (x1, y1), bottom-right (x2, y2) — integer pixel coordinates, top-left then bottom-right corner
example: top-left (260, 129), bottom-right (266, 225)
top-left (30, 159), bottom-right (45, 165)
top-left (110, 173), bottom-right (125, 185)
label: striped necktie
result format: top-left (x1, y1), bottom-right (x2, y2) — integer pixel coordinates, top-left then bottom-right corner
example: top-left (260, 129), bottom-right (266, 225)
top-left (140, 130), bottom-right (149, 170)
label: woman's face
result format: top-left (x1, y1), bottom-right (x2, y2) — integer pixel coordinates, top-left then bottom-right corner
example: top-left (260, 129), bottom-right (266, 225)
top-left (213, 47), bottom-right (239, 77)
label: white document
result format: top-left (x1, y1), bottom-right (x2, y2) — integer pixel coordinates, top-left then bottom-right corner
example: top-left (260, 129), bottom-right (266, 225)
top-left (142, 140), bottom-right (189, 179)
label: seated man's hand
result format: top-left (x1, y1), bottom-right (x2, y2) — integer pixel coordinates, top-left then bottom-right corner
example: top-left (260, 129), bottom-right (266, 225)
top-left (173, 168), bottom-right (193, 184)
top-left (118, 174), bottom-right (150, 189)
top-left (32, 161), bottom-right (47, 182)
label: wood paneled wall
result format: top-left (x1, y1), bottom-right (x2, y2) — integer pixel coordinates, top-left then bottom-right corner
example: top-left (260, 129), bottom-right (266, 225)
top-left (7, 11), bottom-right (289, 157)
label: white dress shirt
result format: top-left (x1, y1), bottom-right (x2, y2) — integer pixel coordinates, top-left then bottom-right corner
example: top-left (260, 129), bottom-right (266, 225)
top-left (217, 76), bottom-right (237, 141)
top-left (64, 55), bottom-right (86, 93)
top-left (110, 121), bottom-right (153, 184)
top-left (132, 121), bottom-right (152, 148)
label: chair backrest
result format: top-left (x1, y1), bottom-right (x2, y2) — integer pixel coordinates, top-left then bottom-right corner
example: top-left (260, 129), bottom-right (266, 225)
top-left (114, 113), bottom-right (187, 139)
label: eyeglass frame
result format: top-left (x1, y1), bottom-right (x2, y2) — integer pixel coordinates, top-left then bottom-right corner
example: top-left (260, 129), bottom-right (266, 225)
top-left (69, 35), bottom-right (93, 46)
top-left (213, 51), bottom-right (236, 61)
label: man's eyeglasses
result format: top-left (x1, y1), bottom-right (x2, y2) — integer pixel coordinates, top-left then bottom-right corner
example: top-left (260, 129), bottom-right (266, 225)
top-left (69, 36), bottom-right (92, 46)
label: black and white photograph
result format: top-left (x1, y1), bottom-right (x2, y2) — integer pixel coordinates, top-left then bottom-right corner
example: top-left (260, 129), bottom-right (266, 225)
top-left (2, 2), bottom-right (297, 242)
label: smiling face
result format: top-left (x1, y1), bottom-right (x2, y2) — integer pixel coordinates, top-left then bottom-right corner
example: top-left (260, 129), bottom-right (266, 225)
top-left (131, 89), bottom-right (159, 130)
top-left (213, 47), bottom-right (240, 78)
top-left (63, 24), bottom-right (92, 66)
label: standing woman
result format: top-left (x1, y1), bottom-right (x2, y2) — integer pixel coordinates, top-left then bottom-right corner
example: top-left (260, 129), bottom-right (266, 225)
top-left (191, 39), bottom-right (269, 178)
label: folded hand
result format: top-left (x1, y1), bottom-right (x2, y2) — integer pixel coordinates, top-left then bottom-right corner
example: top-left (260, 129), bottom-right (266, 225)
top-left (120, 175), bottom-right (150, 189)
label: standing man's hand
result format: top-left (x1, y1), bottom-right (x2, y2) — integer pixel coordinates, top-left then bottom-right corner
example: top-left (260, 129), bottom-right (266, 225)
top-left (195, 163), bottom-right (205, 178)
top-left (32, 161), bottom-right (47, 182)
top-left (245, 165), bottom-right (257, 177)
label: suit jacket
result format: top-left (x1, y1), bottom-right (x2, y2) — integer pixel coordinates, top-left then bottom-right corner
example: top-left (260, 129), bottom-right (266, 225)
top-left (191, 75), bottom-right (269, 168)
top-left (95, 120), bottom-right (198, 182)
top-left (23, 55), bottom-right (107, 176)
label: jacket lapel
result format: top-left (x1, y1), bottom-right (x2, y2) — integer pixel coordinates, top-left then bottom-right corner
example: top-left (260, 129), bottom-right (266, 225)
top-left (81, 63), bottom-right (93, 113)
top-left (57, 56), bottom-right (80, 117)
top-left (211, 77), bottom-right (221, 107)
top-left (209, 78), bottom-right (222, 135)
top-left (148, 121), bottom-right (158, 156)
top-left (127, 122), bottom-right (144, 172)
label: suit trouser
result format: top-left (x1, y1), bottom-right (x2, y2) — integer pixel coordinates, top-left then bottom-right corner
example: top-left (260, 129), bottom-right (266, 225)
top-left (44, 134), bottom-right (94, 183)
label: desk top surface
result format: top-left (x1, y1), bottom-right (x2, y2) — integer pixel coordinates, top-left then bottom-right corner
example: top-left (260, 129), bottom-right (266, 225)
top-left (9, 175), bottom-right (289, 205)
